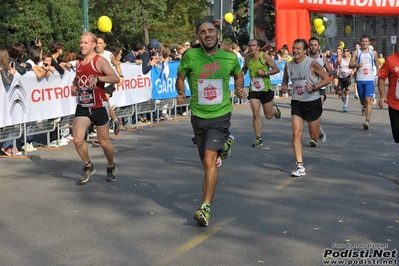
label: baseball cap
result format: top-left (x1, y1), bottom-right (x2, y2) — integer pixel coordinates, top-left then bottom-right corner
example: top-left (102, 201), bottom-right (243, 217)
top-left (149, 39), bottom-right (161, 50)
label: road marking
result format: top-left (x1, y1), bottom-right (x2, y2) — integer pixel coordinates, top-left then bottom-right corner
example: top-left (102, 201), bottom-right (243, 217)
top-left (156, 217), bottom-right (237, 265)
top-left (274, 177), bottom-right (295, 190)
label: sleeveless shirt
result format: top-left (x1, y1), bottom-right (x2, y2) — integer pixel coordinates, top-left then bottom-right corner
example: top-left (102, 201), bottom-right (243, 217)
top-left (338, 57), bottom-right (351, 78)
top-left (76, 55), bottom-right (107, 108)
top-left (356, 49), bottom-right (375, 81)
top-left (247, 52), bottom-right (272, 92)
top-left (288, 57), bottom-right (320, 102)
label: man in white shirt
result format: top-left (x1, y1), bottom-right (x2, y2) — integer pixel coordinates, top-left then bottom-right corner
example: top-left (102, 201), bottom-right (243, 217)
top-left (96, 35), bottom-right (124, 135)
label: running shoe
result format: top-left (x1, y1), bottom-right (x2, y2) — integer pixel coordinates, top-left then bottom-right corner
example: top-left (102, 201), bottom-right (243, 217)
top-left (191, 137), bottom-right (196, 145)
top-left (114, 118), bottom-right (121, 136)
top-left (343, 106), bottom-right (348, 112)
top-left (273, 103), bottom-right (281, 119)
top-left (28, 143), bottom-right (37, 151)
top-left (363, 120), bottom-right (369, 130)
top-left (1, 147), bottom-right (22, 156)
top-left (193, 205), bottom-right (211, 227)
top-left (49, 140), bottom-right (59, 148)
top-left (76, 165), bottom-right (96, 185)
top-left (354, 94), bottom-right (359, 99)
top-left (1, 148), bottom-right (11, 156)
top-left (291, 165), bottom-right (306, 177)
top-left (88, 132), bottom-right (97, 138)
top-left (106, 163), bottom-right (117, 182)
top-left (216, 156), bottom-right (222, 167)
top-left (361, 107), bottom-right (365, 116)
top-left (372, 96), bottom-right (376, 105)
top-left (309, 139), bottom-right (317, 147)
top-left (319, 127), bottom-right (327, 143)
top-left (251, 137), bottom-right (263, 148)
top-left (220, 135), bottom-right (235, 160)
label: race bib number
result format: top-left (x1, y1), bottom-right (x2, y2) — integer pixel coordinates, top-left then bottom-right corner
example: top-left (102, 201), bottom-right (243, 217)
top-left (250, 77), bottom-right (265, 92)
top-left (78, 88), bottom-right (95, 107)
top-left (198, 79), bottom-right (223, 105)
top-left (340, 71), bottom-right (350, 78)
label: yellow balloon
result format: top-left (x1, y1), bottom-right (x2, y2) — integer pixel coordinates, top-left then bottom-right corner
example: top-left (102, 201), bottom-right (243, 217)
top-left (314, 18), bottom-right (323, 29)
top-left (339, 41), bottom-right (345, 49)
top-left (316, 25), bottom-right (325, 35)
top-left (345, 25), bottom-right (351, 34)
top-left (97, 16), bottom-right (112, 33)
top-left (224, 12), bottom-right (234, 24)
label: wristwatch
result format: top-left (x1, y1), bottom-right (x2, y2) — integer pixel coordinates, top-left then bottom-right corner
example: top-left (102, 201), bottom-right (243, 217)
top-left (312, 84), bottom-right (316, 92)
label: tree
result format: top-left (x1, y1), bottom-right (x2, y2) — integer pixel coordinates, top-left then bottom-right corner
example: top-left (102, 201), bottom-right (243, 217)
top-left (232, 0), bottom-right (275, 46)
top-left (0, 0), bottom-right (210, 57)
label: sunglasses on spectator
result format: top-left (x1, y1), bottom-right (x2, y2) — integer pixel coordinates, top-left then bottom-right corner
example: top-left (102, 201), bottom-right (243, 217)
top-left (343, 49), bottom-right (349, 52)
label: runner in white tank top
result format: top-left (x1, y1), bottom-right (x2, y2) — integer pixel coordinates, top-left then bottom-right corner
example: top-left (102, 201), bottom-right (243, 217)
top-left (281, 39), bottom-right (331, 178)
top-left (349, 34), bottom-right (379, 130)
top-left (96, 35), bottom-right (124, 135)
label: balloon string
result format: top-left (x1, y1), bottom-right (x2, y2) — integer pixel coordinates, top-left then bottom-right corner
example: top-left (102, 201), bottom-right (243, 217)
top-left (109, 31), bottom-right (127, 51)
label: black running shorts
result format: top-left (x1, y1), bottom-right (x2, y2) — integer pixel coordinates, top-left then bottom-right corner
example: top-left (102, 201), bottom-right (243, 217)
top-left (191, 113), bottom-right (231, 160)
top-left (104, 84), bottom-right (116, 97)
top-left (247, 90), bottom-right (274, 104)
top-left (291, 98), bottom-right (323, 122)
top-left (338, 76), bottom-right (351, 90)
top-left (75, 104), bottom-right (110, 126)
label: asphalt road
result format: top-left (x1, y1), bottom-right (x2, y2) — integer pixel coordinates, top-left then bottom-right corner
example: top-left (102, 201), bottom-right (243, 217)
top-left (0, 91), bottom-right (398, 266)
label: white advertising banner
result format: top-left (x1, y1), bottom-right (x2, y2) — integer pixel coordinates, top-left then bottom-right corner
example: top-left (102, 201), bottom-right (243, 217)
top-left (109, 64), bottom-right (152, 107)
top-left (0, 63), bottom-right (152, 128)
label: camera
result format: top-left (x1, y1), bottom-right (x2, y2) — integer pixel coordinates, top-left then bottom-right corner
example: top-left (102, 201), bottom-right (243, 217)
top-left (10, 61), bottom-right (15, 68)
top-left (44, 63), bottom-right (48, 67)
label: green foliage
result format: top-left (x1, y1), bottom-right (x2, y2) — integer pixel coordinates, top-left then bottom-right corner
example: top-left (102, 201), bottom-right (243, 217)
top-left (232, 0), bottom-right (275, 46)
top-left (0, 0), bottom-right (209, 58)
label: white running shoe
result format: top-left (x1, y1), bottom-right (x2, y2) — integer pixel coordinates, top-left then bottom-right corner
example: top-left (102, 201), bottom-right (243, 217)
top-left (319, 127), bottom-right (326, 143)
top-left (291, 165), bottom-right (306, 177)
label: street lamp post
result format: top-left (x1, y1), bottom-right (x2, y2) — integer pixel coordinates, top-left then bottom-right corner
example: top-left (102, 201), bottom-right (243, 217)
top-left (220, 0), bottom-right (223, 41)
top-left (82, 0), bottom-right (89, 32)
top-left (249, 0), bottom-right (254, 39)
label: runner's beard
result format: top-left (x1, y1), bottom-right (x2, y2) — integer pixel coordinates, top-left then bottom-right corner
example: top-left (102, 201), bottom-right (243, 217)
top-left (201, 37), bottom-right (219, 54)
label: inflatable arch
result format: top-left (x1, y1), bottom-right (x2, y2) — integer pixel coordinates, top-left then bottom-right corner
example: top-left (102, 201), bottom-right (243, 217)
top-left (273, 0), bottom-right (399, 50)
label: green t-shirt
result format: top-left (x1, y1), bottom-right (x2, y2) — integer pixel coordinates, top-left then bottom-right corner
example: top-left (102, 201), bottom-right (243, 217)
top-left (177, 47), bottom-right (241, 119)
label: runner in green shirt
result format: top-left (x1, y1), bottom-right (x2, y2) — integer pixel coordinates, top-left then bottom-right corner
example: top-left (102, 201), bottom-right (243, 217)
top-left (241, 39), bottom-right (281, 148)
top-left (176, 21), bottom-right (246, 227)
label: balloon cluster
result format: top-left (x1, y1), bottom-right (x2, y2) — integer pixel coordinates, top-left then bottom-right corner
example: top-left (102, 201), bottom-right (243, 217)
top-left (97, 16), bottom-right (112, 33)
top-left (313, 18), bottom-right (325, 35)
top-left (224, 13), bottom-right (233, 24)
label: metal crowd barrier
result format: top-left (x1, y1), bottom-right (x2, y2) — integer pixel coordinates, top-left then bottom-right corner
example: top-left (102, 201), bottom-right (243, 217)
top-left (174, 97), bottom-right (191, 120)
top-left (0, 124), bottom-right (23, 156)
top-left (135, 100), bottom-right (157, 128)
top-left (155, 98), bottom-right (175, 123)
top-left (23, 120), bottom-right (57, 154)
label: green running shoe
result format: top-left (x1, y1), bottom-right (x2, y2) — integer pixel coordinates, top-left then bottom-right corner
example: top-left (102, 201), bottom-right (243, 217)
top-left (309, 139), bottom-right (317, 147)
top-left (251, 137), bottom-right (263, 148)
top-left (193, 205), bottom-right (210, 227)
top-left (273, 103), bottom-right (281, 119)
top-left (220, 135), bottom-right (234, 160)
